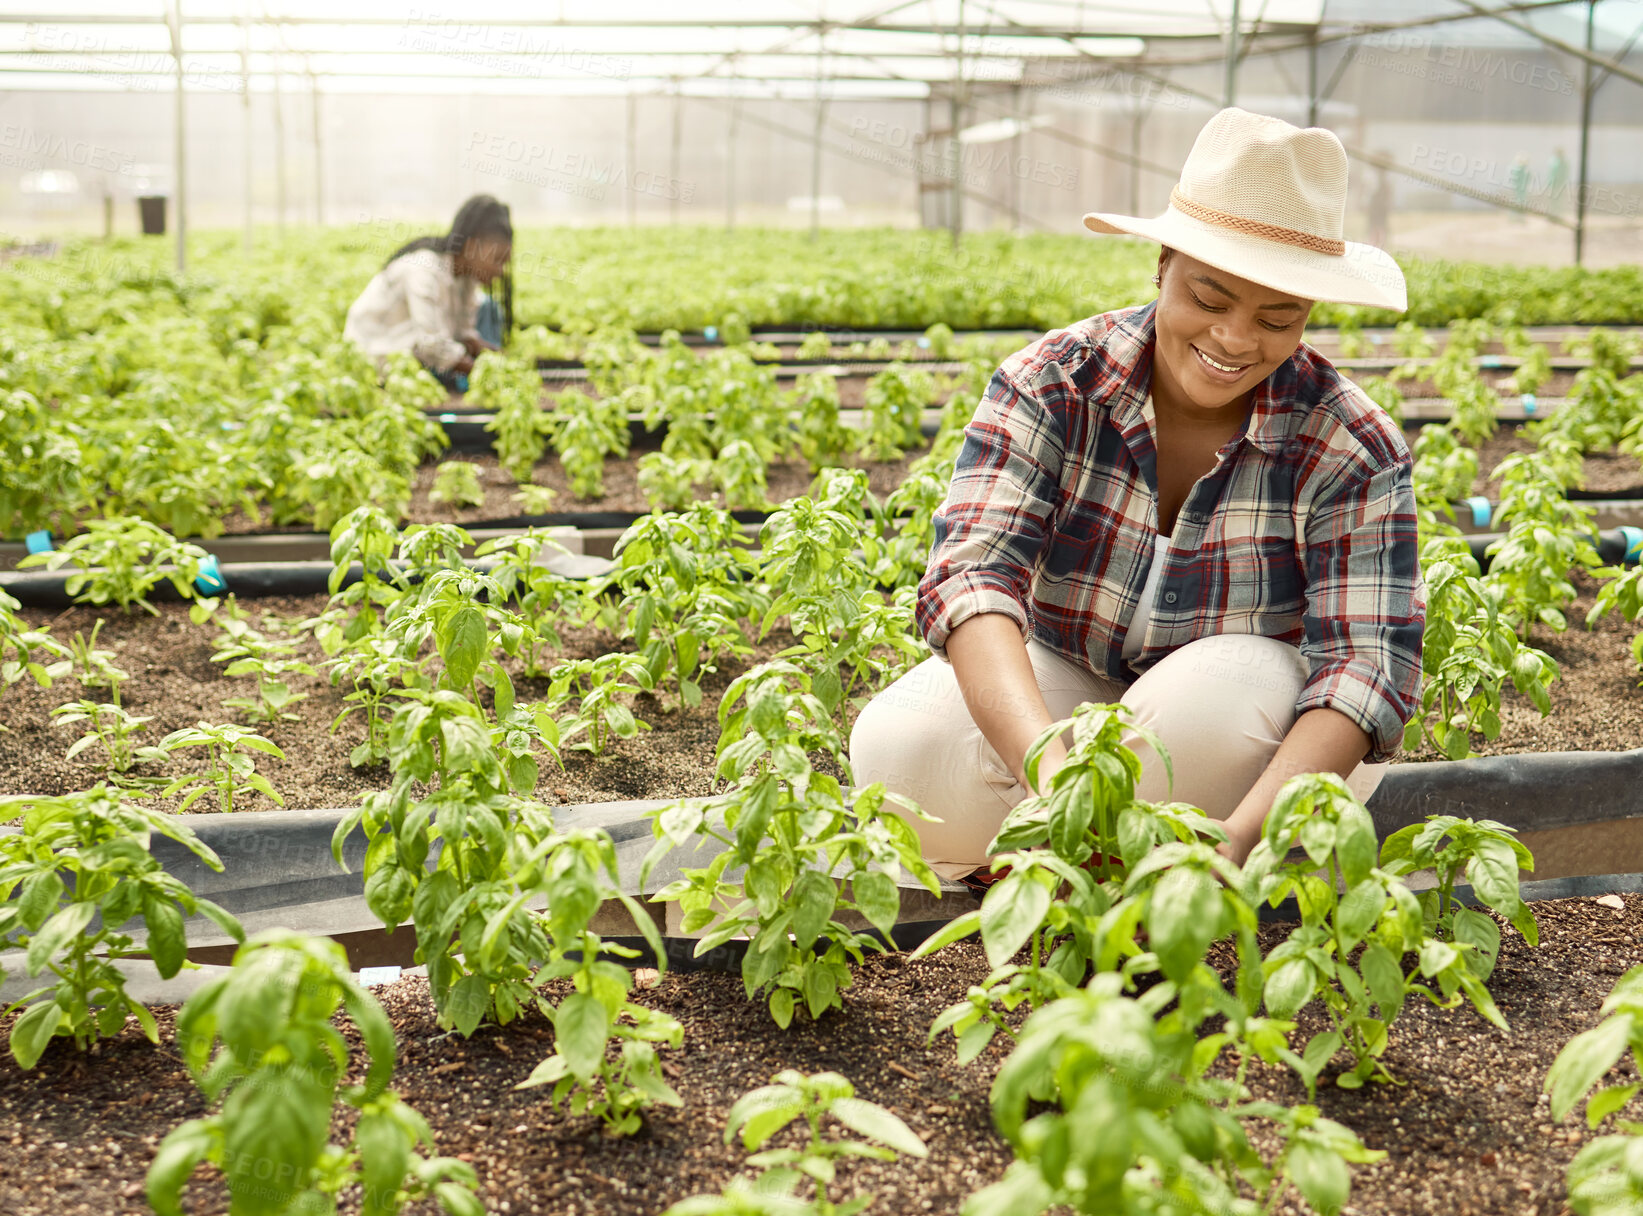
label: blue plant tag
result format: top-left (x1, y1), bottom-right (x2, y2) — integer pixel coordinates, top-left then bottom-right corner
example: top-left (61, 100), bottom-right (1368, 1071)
top-left (1620, 526), bottom-right (1643, 565)
top-left (703, 325), bottom-right (719, 343)
top-left (1480, 355), bottom-right (1502, 369)
top-left (24, 530), bottom-right (53, 555)
top-left (194, 554), bottom-right (226, 596)
top-left (1465, 496), bottom-right (1492, 529)
top-left (1521, 393), bottom-right (1537, 414)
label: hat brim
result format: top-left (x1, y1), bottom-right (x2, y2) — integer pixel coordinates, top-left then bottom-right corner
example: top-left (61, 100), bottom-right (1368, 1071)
top-left (1083, 206), bottom-right (1407, 313)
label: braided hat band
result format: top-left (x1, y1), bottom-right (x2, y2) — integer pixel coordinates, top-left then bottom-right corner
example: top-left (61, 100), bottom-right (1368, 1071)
top-left (1167, 187), bottom-right (1347, 257)
top-left (1082, 108), bottom-right (1406, 311)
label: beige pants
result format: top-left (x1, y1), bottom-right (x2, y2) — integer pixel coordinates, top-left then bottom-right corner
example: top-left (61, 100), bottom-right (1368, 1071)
top-left (850, 634), bottom-right (1386, 880)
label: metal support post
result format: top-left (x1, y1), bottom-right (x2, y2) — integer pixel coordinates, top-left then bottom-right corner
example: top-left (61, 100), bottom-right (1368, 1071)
top-left (1307, 30), bottom-right (1319, 126)
top-left (1008, 85), bottom-right (1022, 232)
top-left (240, 6), bottom-right (252, 254)
top-left (1224, 0), bottom-right (1241, 107)
top-left (169, 0), bottom-right (186, 272)
top-left (271, 56), bottom-right (286, 231)
top-left (1577, 0), bottom-right (1590, 266)
top-left (670, 83), bottom-right (683, 225)
top-left (310, 69), bottom-right (323, 225)
top-left (1575, 0), bottom-right (1595, 264)
top-left (626, 91), bottom-right (637, 227)
top-left (950, 0), bottom-right (966, 243)
top-left (810, 92), bottom-right (827, 238)
top-left (725, 78), bottom-right (739, 228)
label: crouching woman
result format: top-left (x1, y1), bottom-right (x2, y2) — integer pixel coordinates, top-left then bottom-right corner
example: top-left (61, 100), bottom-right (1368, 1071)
top-left (850, 108), bottom-right (1424, 878)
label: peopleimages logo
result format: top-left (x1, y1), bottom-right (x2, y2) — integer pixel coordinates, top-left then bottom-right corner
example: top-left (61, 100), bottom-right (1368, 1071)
top-left (1352, 32), bottom-right (1575, 96)
top-left (0, 125), bottom-right (137, 174)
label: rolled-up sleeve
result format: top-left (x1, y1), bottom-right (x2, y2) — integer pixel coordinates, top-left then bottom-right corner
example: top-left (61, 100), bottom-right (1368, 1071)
top-left (1296, 457), bottom-right (1424, 763)
top-left (916, 368), bottom-right (1064, 659)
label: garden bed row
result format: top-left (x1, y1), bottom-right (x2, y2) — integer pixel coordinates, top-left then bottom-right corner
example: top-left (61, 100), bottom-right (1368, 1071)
top-left (5, 568), bottom-right (1640, 818)
top-left (2, 892), bottom-right (1638, 1216)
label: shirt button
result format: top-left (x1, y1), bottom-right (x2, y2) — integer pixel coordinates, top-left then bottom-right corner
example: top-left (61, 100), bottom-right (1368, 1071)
top-left (1163, 591), bottom-right (1178, 605)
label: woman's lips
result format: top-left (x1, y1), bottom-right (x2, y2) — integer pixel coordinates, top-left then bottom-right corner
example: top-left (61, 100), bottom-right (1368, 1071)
top-left (1192, 343), bottom-right (1251, 383)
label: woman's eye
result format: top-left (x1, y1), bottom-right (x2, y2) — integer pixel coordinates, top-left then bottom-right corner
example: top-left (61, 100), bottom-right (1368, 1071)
top-left (1189, 293), bottom-right (1223, 313)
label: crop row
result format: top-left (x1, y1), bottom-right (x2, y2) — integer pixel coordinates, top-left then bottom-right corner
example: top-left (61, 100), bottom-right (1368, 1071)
top-left (6, 449), bottom-right (1643, 1211)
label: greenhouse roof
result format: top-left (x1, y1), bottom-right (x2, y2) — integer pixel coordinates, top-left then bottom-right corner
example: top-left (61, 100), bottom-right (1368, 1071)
top-left (1, 1), bottom-right (1317, 95)
top-left (1, 1), bottom-right (1634, 95)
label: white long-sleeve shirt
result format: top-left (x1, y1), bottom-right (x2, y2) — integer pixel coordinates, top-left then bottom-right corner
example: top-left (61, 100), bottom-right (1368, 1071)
top-left (343, 249), bottom-right (482, 373)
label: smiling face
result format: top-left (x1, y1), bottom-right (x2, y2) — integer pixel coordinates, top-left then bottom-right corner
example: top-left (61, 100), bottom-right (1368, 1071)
top-left (1150, 249), bottom-right (1313, 420)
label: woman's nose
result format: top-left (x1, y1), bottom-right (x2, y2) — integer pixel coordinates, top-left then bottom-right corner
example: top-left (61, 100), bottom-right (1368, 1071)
top-left (1209, 321), bottom-right (1261, 361)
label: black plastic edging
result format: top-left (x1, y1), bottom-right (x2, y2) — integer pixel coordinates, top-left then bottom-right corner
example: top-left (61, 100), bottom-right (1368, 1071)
top-left (0, 556), bottom-right (610, 610)
top-left (1463, 528), bottom-right (1643, 571)
top-left (104, 753), bottom-right (1643, 970)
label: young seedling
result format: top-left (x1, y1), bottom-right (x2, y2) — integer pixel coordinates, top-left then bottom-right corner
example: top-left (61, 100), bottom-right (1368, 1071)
top-left (636, 451), bottom-right (708, 512)
top-left (51, 699), bottom-right (165, 783)
top-left (547, 652), bottom-right (656, 755)
top-left (788, 372), bottom-right (852, 472)
top-left (644, 661), bottom-right (939, 1028)
top-left (476, 352), bottom-right (555, 482)
top-left (429, 459), bottom-right (486, 508)
top-left (147, 930), bottom-right (482, 1216)
top-left (510, 482), bottom-right (560, 514)
top-left (0, 786), bottom-right (244, 1068)
top-left (154, 721), bottom-right (285, 813)
top-left (1248, 774), bottom-right (1518, 1095)
top-left (662, 1070), bottom-right (927, 1216)
top-left (514, 830), bottom-right (682, 1136)
top-left (209, 596), bottom-right (318, 723)
top-left (1409, 536), bottom-right (1559, 759)
top-left (859, 363), bottom-right (933, 461)
top-left (1544, 966), bottom-right (1643, 1214)
top-left (973, 972), bottom-right (1384, 1216)
top-left (18, 516), bottom-right (210, 615)
top-left (1378, 814), bottom-right (1539, 974)
top-left (0, 588), bottom-right (71, 718)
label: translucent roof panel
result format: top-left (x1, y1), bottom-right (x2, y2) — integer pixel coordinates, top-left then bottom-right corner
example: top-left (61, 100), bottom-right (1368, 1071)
top-left (0, 1), bottom-right (1327, 93)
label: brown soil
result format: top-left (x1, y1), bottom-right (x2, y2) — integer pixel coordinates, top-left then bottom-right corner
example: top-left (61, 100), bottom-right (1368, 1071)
top-left (1402, 424), bottom-right (1643, 498)
top-left (1401, 571), bottom-right (1643, 762)
top-left (1378, 369), bottom-right (1580, 401)
top-left (2, 895), bottom-right (1639, 1215)
top-left (534, 372), bottom-right (921, 411)
top-left (211, 448), bottom-right (931, 536)
top-left (6, 566), bottom-right (1641, 812)
top-left (0, 596), bottom-right (817, 814)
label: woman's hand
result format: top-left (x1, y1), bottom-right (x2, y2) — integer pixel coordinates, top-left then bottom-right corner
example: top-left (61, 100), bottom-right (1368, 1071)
top-left (1214, 817), bottom-right (1263, 868)
top-left (1215, 707), bottom-right (1373, 868)
top-left (460, 335), bottom-right (486, 357)
top-left (946, 614), bottom-right (1058, 798)
top-left (452, 353), bottom-right (476, 375)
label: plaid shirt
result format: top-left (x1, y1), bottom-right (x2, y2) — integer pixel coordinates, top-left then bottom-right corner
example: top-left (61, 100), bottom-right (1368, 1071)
top-left (917, 302), bottom-right (1423, 764)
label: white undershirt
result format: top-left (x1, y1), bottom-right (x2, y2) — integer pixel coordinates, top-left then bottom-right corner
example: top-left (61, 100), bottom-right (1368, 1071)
top-left (1122, 533), bottom-right (1173, 662)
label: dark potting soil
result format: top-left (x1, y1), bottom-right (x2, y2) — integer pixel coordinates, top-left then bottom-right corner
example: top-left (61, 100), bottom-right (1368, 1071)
top-left (4, 566), bottom-right (1641, 812)
top-left (1397, 424), bottom-right (1643, 499)
top-left (0, 596), bottom-right (831, 814)
top-left (1401, 570), bottom-right (1643, 762)
top-left (211, 447), bottom-right (931, 536)
top-left (2, 895), bottom-right (1640, 1215)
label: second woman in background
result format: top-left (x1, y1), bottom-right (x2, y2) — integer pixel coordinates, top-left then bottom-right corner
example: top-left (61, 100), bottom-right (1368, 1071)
top-left (344, 193), bottom-right (513, 392)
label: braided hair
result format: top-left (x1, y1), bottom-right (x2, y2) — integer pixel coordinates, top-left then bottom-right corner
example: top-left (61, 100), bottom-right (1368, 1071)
top-left (385, 194), bottom-right (513, 267)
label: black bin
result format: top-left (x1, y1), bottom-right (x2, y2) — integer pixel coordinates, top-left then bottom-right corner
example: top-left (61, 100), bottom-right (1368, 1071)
top-left (137, 195), bottom-right (167, 236)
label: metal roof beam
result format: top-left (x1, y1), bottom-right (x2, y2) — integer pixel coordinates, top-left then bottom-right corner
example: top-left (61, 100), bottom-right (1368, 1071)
top-left (1451, 0), bottom-right (1643, 88)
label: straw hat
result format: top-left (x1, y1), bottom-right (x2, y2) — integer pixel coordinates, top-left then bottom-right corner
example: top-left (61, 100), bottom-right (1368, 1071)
top-left (1084, 108), bottom-right (1407, 312)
